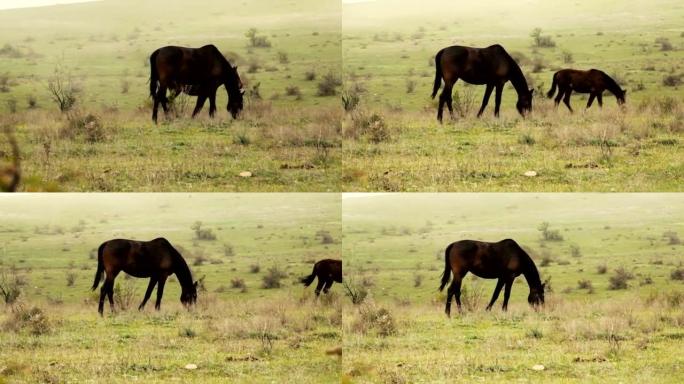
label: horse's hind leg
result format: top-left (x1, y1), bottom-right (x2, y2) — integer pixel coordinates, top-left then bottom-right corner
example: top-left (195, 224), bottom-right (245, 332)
top-left (155, 276), bottom-right (167, 310)
top-left (322, 278), bottom-right (333, 294)
top-left (554, 86), bottom-right (564, 107)
top-left (486, 278), bottom-right (505, 311)
top-left (152, 95), bottom-right (160, 123)
top-left (98, 280), bottom-right (108, 315)
top-left (314, 277), bottom-right (325, 296)
top-left (477, 84), bottom-right (494, 118)
top-left (586, 93), bottom-right (596, 109)
top-left (445, 275), bottom-right (463, 316)
top-left (138, 278), bottom-right (158, 310)
top-left (562, 89), bottom-right (574, 113)
top-left (444, 80), bottom-right (456, 119)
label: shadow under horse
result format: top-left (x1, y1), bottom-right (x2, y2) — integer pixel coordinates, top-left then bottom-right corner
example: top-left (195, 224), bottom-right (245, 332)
top-left (432, 44), bottom-right (534, 122)
top-left (439, 239), bottom-right (546, 316)
top-left (92, 237), bottom-right (203, 315)
top-left (149, 44), bottom-right (244, 123)
top-left (547, 68), bottom-right (626, 112)
top-left (300, 259), bottom-right (342, 296)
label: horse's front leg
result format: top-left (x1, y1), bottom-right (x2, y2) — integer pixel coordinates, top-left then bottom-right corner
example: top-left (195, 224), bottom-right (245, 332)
top-left (192, 95), bottom-right (207, 118)
top-left (477, 84), bottom-right (494, 118)
top-left (155, 276), bottom-right (167, 310)
top-left (494, 84), bottom-right (504, 117)
top-left (586, 93), bottom-right (596, 109)
top-left (502, 278), bottom-right (514, 311)
top-left (139, 278), bottom-right (158, 310)
top-left (208, 91), bottom-right (217, 118)
top-left (486, 278), bottom-right (505, 310)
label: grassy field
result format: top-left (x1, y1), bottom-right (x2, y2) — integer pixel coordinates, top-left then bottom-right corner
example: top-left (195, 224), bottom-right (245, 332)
top-left (342, 193), bottom-right (684, 383)
top-left (342, 0), bottom-right (684, 191)
top-left (0, 0), bottom-right (342, 191)
top-left (0, 194), bottom-right (342, 383)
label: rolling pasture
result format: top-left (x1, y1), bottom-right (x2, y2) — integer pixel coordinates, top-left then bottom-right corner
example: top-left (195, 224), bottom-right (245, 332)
top-left (342, 194), bottom-right (684, 383)
top-left (0, 194), bottom-right (342, 383)
top-left (0, 0), bottom-right (341, 191)
top-left (342, 0), bottom-right (684, 191)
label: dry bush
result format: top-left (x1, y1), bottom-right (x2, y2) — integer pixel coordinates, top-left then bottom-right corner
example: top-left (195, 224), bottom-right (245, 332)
top-left (191, 221), bottom-right (217, 241)
top-left (316, 72), bottom-right (342, 96)
top-left (285, 85), bottom-right (302, 99)
top-left (0, 128), bottom-right (21, 192)
top-left (671, 267), bottom-right (684, 281)
top-left (249, 264), bottom-right (260, 273)
top-left (231, 278), bottom-right (247, 292)
top-left (353, 300), bottom-right (397, 336)
top-left (47, 67), bottom-right (80, 112)
top-left (663, 231), bottom-right (681, 245)
top-left (597, 264), bottom-right (608, 274)
top-left (460, 278), bottom-right (486, 311)
top-left (304, 69), bottom-right (316, 81)
top-left (3, 305), bottom-right (51, 335)
top-left (262, 266), bottom-right (287, 289)
top-left (65, 272), bottom-right (76, 287)
top-left (113, 280), bottom-right (137, 310)
top-left (245, 28), bottom-right (271, 48)
top-left (61, 112), bottom-right (105, 143)
top-left (663, 74), bottom-right (682, 87)
top-left (608, 267), bottom-right (634, 290)
top-left (343, 279), bottom-right (368, 305)
top-left (345, 111), bottom-right (391, 143)
top-left (316, 230), bottom-right (334, 244)
top-left (0, 268), bottom-right (24, 304)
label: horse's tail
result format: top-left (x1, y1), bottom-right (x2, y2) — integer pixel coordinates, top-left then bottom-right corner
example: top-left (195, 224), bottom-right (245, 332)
top-left (91, 242), bottom-right (106, 291)
top-left (547, 72), bottom-right (558, 98)
top-left (439, 243), bottom-right (454, 291)
top-left (300, 262), bottom-right (318, 287)
top-left (149, 49), bottom-right (159, 98)
top-left (431, 49), bottom-right (444, 99)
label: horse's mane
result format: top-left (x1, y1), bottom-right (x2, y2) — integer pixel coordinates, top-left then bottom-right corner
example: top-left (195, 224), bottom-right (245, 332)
top-left (500, 47), bottom-right (529, 95)
top-left (161, 238), bottom-right (194, 289)
top-left (599, 71), bottom-right (623, 95)
top-left (513, 243), bottom-right (542, 289)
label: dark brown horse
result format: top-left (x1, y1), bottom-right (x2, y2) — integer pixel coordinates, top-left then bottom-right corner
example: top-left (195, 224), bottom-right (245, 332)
top-left (432, 44), bottom-right (534, 122)
top-left (92, 238), bottom-right (202, 315)
top-left (149, 44), bottom-right (244, 123)
top-left (547, 69), bottom-right (626, 112)
top-left (300, 259), bottom-right (342, 296)
top-left (439, 239), bottom-right (545, 316)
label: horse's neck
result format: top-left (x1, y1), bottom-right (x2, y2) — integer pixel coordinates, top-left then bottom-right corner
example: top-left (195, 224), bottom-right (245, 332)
top-left (521, 259), bottom-right (542, 290)
top-left (173, 257), bottom-right (193, 289)
top-left (602, 75), bottom-right (621, 95)
top-left (507, 61), bottom-right (528, 96)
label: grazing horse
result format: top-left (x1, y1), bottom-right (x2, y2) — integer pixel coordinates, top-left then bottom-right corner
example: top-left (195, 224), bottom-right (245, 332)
top-left (432, 44), bottom-right (534, 122)
top-left (92, 238), bottom-right (202, 315)
top-left (439, 239), bottom-right (545, 316)
top-left (547, 69), bottom-right (626, 112)
top-left (149, 44), bottom-right (244, 123)
top-left (300, 259), bottom-right (342, 296)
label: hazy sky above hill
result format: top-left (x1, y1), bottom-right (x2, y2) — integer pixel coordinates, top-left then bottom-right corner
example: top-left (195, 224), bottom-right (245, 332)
top-left (0, 0), bottom-right (99, 10)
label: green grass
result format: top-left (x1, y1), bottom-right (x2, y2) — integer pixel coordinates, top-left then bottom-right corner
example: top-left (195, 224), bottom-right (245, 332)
top-left (342, 193), bottom-right (684, 383)
top-left (342, 0), bottom-right (684, 191)
top-left (0, 0), bottom-right (342, 191)
top-left (0, 194), bottom-right (342, 383)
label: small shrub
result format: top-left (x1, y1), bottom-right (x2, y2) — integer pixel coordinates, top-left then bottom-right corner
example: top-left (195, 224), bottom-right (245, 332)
top-left (191, 221), bottom-right (217, 241)
top-left (120, 79), bottom-right (130, 94)
top-left (233, 132), bottom-right (251, 146)
top-left (245, 28), bottom-right (271, 48)
top-left (247, 59), bottom-right (261, 74)
top-left (526, 328), bottom-right (543, 339)
top-left (348, 111), bottom-right (390, 143)
top-left (63, 113), bottom-right (105, 143)
top-left (179, 327), bottom-right (197, 338)
top-left (5, 98), bottom-right (17, 113)
top-left (597, 264), bottom-right (608, 274)
top-left (538, 222), bottom-right (563, 241)
top-left (519, 133), bottom-right (535, 145)
top-left (223, 243), bottom-right (234, 257)
top-left (343, 280), bottom-right (368, 305)
top-left (577, 279), bottom-right (593, 291)
top-left (0, 73), bottom-right (10, 93)
top-left (663, 231), bottom-right (681, 245)
top-left (316, 72), bottom-right (342, 96)
top-left (663, 75), bottom-right (682, 87)
top-left (570, 244), bottom-right (582, 258)
top-left (304, 69), bottom-right (316, 81)
top-left (562, 50), bottom-right (574, 64)
top-left (113, 280), bottom-right (137, 310)
top-left (405, 79), bottom-right (416, 94)
top-left (655, 37), bottom-right (673, 51)
top-left (66, 272), bottom-right (76, 287)
top-left (249, 264), bottom-right (260, 273)
top-left (0, 270), bottom-right (23, 304)
top-left (342, 88), bottom-right (361, 112)
top-left (413, 274), bottom-right (422, 288)
top-left (277, 51), bottom-right (289, 64)
top-left (531, 57), bottom-right (546, 73)
top-left (608, 267), bottom-right (634, 290)
top-left (285, 85), bottom-right (302, 99)
top-left (671, 267), bottom-right (684, 281)
top-left (27, 95), bottom-right (38, 109)
top-left (3, 305), bottom-right (51, 335)
top-left (47, 68), bottom-right (79, 112)
top-left (356, 301), bottom-right (396, 336)
top-left (316, 230), bottom-right (334, 244)
top-left (530, 28), bottom-right (556, 48)
top-left (231, 278), bottom-right (246, 291)
top-left (261, 266), bottom-right (287, 289)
